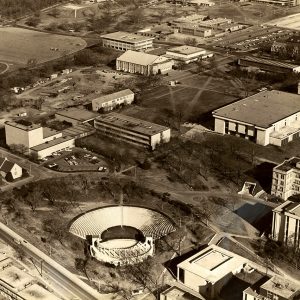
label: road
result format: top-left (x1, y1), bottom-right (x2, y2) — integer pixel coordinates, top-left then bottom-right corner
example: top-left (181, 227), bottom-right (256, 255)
top-left (0, 222), bottom-right (102, 300)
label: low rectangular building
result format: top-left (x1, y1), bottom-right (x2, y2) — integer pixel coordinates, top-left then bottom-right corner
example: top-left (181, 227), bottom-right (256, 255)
top-left (238, 56), bottom-right (300, 73)
top-left (62, 124), bottom-right (96, 139)
top-left (55, 108), bottom-right (99, 126)
top-left (175, 24), bottom-right (212, 37)
top-left (271, 157), bottom-right (300, 200)
top-left (177, 245), bottom-right (247, 299)
top-left (212, 90), bottom-right (300, 146)
top-left (30, 136), bottom-right (75, 159)
top-left (165, 45), bottom-right (213, 64)
top-left (91, 89), bottom-right (134, 112)
top-left (100, 31), bottom-right (154, 51)
top-left (94, 112), bottom-right (171, 150)
top-left (116, 50), bottom-right (174, 76)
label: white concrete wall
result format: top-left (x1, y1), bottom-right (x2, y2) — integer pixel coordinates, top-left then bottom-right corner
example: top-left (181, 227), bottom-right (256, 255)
top-left (150, 129), bottom-right (171, 150)
top-left (31, 139), bottom-right (75, 159)
top-left (256, 128), bottom-right (268, 146)
top-left (43, 132), bottom-right (62, 143)
top-left (5, 124), bottom-right (44, 148)
top-left (214, 118), bottom-right (225, 134)
top-left (10, 164), bottom-right (22, 180)
top-left (92, 94), bottom-right (134, 111)
top-left (182, 270), bottom-right (207, 292)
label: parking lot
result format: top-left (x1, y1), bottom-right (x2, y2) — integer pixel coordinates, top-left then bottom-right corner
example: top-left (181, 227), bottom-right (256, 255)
top-left (212, 25), bottom-right (294, 51)
top-left (42, 148), bottom-right (109, 173)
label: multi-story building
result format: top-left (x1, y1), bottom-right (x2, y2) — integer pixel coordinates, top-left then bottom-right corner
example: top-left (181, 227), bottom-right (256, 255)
top-left (116, 50), bottom-right (174, 76)
top-left (4, 120), bottom-right (75, 159)
top-left (238, 56), bottom-right (300, 73)
top-left (91, 89), bottom-right (134, 112)
top-left (100, 31), bottom-right (154, 51)
top-left (212, 90), bottom-right (300, 146)
top-left (271, 157), bottom-right (300, 200)
top-left (94, 112), bottom-right (171, 150)
top-left (164, 45), bottom-right (213, 64)
top-left (175, 24), bottom-right (213, 37)
top-left (272, 199), bottom-right (300, 248)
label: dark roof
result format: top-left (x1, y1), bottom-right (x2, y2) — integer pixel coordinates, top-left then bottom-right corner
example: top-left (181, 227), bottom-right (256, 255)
top-left (213, 90), bottom-right (300, 129)
top-left (275, 157), bottom-right (300, 172)
top-left (0, 158), bottom-right (16, 173)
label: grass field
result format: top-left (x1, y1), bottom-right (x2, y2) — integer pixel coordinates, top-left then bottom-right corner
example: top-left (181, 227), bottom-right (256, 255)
top-left (0, 27), bottom-right (86, 69)
top-left (123, 71), bottom-right (239, 127)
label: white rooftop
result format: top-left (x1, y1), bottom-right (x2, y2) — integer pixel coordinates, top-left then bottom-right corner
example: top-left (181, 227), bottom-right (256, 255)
top-left (177, 245), bottom-right (247, 283)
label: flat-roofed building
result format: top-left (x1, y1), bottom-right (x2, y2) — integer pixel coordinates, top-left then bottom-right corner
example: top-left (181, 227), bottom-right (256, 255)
top-left (116, 50), bottom-right (174, 76)
top-left (94, 112), bottom-right (171, 150)
top-left (30, 136), bottom-right (75, 159)
top-left (175, 24), bottom-right (212, 37)
top-left (243, 275), bottom-right (300, 300)
top-left (172, 14), bottom-right (208, 25)
top-left (212, 90), bottom-right (300, 146)
top-left (271, 157), bottom-right (300, 200)
top-left (252, 0), bottom-right (300, 6)
top-left (4, 120), bottom-right (75, 158)
top-left (100, 31), bottom-right (154, 51)
top-left (62, 124), bottom-right (96, 139)
top-left (238, 56), bottom-right (300, 73)
top-left (91, 89), bottom-right (134, 112)
top-left (5, 120), bottom-right (62, 149)
top-left (176, 245), bottom-right (248, 299)
top-left (165, 45), bottom-right (213, 64)
top-left (55, 108), bottom-right (99, 126)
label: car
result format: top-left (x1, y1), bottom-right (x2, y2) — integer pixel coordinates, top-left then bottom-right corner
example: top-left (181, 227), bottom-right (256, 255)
top-left (71, 155), bottom-right (76, 160)
top-left (73, 161), bottom-right (78, 166)
top-left (65, 148), bottom-right (72, 152)
top-left (48, 163), bottom-right (58, 168)
top-left (41, 157), bottom-right (48, 161)
top-left (98, 166), bottom-right (104, 172)
top-left (64, 157), bottom-right (69, 161)
top-left (68, 161), bottom-right (74, 165)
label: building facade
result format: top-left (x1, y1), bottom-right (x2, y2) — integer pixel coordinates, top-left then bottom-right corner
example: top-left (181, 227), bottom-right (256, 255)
top-left (272, 200), bottom-right (300, 249)
top-left (213, 90), bottom-right (300, 146)
top-left (92, 89), bottom-right (134, 112)
top-left (175, 25), bottom-right (212, 37)
top-left (271, 157), bottom-right (300, 200)
top-left (116, 50), bottom-right (174, 75)
top-left (94, 112), bottom-right (171, 150)
top-left (100, 31), bottom-right (154, 51)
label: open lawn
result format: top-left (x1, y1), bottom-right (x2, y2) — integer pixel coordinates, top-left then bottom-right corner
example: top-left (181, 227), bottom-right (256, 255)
top-left (0, 27), bottom-right (86, 68)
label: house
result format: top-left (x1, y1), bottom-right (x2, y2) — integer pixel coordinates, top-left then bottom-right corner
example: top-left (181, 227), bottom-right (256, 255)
top-left (238, 56), bottom-right (300, 73)
top-left (91, 89), bottom-right (134, 112)
top-left (5, 120), bottom-right (75, 159)
top-left (272, 199), bottom-right (300, 248)
top-left (212, 90), bottom-right (300, 146)
top-left (55, 108), bottom-right (99, 126)
top-left (100, 31), bottom-right (154, 51)
top-left (94, 112), bottom-right (171, 150)
top-left (116, 50), bottom-right (174, 76)
top-left (271, 157), bottom-right (300, 200)
top-left (0, 157), bottom-right (22, 181)
top-left (165, 45), bottom-right (213, 64)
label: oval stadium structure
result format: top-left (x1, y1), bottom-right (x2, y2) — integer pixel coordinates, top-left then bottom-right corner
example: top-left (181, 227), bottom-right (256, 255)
top-left (69, 205), bottom-right (176, 266)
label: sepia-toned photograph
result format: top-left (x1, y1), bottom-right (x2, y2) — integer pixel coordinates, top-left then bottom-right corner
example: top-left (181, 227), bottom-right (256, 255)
top-left (0, 0), bottom-right (299, 299)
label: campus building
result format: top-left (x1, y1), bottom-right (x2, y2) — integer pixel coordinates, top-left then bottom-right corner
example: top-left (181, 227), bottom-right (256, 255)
top-left (165, 45), bottom-right (213, 64)
top-left (55, 108), bottom-right (99, 126)
top-left (212, 90), bottom-right (300, 146)
top-left (175, 24), bottom-right (212, 37)
top-left (91, 89), bottom-right (135, 112)
top-left (176, 245), bottom-right (248, 299)
top-left (94, 112), bottom-right (171, 150)
top-left (116, 50), bottom-right (174, 75)
top-left (100, 31), bottom-right (154, 51)
top-left (4, 120), bottom-right (75, 159)
top-left (272, 199), bottom-right (300, 248)
top-left (243, 275), bottom-right (300, 300)
top-left (271, 157), bottom-right (300, 200)
top-left (167, 0), bottom-right (215, 6)
top-left (238, 56), bottom-right (300, 73)
top-left (253, 0), bottom-right (300, 6)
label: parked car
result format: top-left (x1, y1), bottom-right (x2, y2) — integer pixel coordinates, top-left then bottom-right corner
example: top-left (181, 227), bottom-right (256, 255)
top-left (48, 163), bottom-right (58, 168)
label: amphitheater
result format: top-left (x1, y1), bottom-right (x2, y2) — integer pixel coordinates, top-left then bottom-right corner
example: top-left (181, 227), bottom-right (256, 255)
top-left (69, 205), bottom-right (176, 266)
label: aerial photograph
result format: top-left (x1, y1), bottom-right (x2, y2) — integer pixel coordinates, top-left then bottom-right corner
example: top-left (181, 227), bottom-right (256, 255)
top-left (1, 0), bottom-right (300, 299)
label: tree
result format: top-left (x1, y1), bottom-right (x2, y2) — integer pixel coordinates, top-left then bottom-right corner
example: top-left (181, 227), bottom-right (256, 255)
top-left (24, 186), bottom-right (42, 212)
top-left (25, 16), bottom-right (41, 27)
top-left (184, 37), bottom-right (197, 46)
top-left (43, 216), bottom-right (68, 244)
